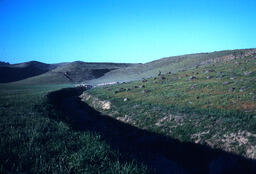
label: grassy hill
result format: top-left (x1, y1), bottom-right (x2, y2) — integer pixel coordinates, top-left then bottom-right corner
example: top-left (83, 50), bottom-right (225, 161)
top-left (83, 49), bottom-right (256, 160)
top-left (1, 48), bottom-right (256, 173)
top-left (4, 49), bottom-right (255, 85)
top-left (12, 61), bottom-right (135, 85)
top-left (0, 61), bottom-right (65, 83)
top-left (88, 48), bottom-right (256, 85)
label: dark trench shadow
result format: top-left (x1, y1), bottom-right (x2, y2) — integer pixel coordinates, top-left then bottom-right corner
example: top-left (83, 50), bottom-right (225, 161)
top-left (47, 88), bottom-right (256, 174)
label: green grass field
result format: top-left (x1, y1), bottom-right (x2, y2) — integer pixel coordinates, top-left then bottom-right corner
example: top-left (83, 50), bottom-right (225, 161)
top-left (0, 84), bottom-right (150, 174)
top-left (85, 54), bottom-right (256, 159)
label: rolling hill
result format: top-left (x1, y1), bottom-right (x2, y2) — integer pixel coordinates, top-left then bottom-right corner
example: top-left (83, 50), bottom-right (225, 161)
top-left (14, 61), bottom-right (135, 85)
top-left (0, 61), bottom-right (66, 83)
top-left (4, 48), bottom-right (256, 85)
top-left (88, 48), bottom-right (256, 85)
top-left (1, 48), bottom-right (256, 173)
top-left (83, 48), bottom-right (256, 161)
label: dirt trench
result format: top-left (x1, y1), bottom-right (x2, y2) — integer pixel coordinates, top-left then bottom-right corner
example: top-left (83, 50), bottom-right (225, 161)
top-left (47, 87), bottom-right (256, 174)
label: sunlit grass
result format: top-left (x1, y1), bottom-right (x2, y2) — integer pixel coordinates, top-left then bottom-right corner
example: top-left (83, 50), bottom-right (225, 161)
top-left (86, 55), bottom-right (256, 157)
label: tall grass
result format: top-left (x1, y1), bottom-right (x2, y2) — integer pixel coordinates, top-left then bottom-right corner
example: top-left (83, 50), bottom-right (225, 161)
top-left (0, 84), bottom-right (150, 174)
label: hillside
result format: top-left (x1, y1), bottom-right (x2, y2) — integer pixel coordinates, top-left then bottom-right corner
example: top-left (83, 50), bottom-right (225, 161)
top-left (88, 48), bottom-right (256, 85)
top-left (14, 61), bottom-right (135, 85)
top-left (1, 48), bottom-right (256, 173)
top-left (4, 49), bottom-right (255, 85)
top-left (82, 49), bottom-right (256, 160)
top-left (0, 61), bottom-right (64, 83)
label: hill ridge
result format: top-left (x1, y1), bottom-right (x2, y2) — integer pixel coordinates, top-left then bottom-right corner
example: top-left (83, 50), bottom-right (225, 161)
top-left (88, 48), bottom-right (256, 85)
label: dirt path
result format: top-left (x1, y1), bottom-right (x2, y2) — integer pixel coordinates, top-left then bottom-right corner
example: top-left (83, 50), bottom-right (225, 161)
top-left (47, 88), bottom-right (256, 174)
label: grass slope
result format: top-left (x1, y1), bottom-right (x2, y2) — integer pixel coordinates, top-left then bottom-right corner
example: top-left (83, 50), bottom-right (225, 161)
top-left (0, 84), bottom-right (149, 174)
top-left (85, 50), bottom-right (256, 159)
top-left (14, 61), bottom-right (135, 85)
top-left (88, 48), bottom-right (256, 85)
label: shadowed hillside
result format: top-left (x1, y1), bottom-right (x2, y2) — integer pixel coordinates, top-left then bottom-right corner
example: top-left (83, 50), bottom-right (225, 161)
top-left (14, 61), bottom-right (136, 85)
top-left (0, 61), bottom-right (65, 83)
top-left (88, 48), bottom-right (256, 85)
top-left (0, 61), bottom-right (10, 66)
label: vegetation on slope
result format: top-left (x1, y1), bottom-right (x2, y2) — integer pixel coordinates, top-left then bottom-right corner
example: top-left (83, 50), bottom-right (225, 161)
top-left (88, 48), bottom-right (256, 85)
top-left (1, 48), bottom-right (256, 173)
top-left (0, 84), bottom-right (149, 174)
top-left (85, 51), bottom-right (256, 159)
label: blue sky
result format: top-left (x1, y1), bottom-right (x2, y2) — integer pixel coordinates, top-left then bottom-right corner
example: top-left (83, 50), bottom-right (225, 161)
top-left (0, 0), bottom-right (256, 64)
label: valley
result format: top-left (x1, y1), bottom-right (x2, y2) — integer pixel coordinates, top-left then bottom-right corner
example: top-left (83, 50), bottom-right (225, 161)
top-left (1, 48), bottom-right (256, 173)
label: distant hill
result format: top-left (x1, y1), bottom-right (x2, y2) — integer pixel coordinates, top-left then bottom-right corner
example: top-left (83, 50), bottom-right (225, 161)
top-left (0, 61), bottom-right (10, 66)
top-left (0, 61), bottom-right (64, 83)
top-left (88, 48), bottom-right (256, 85)
top-left (3, 48), bottom-right (256, 85)
top-left (14, 61), bottom-right (135, 85)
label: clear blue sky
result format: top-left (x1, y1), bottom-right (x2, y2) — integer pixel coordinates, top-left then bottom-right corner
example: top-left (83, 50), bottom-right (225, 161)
top-left (0, 0), bottom-right (256, 64)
